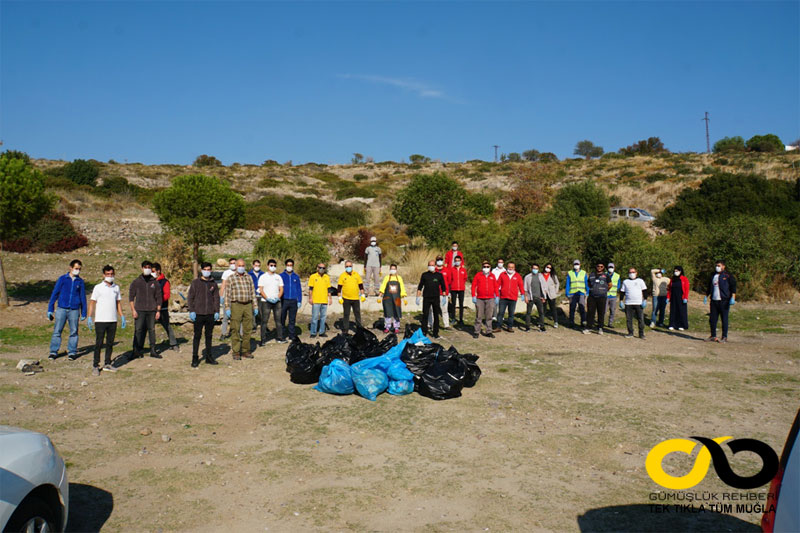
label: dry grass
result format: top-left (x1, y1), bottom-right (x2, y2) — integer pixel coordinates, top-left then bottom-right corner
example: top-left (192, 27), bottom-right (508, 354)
top-left (400, 247), bottom-right (438, 279)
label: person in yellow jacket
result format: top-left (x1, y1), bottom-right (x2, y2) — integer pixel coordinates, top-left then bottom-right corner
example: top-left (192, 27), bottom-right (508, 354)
top-left (605, 262), bottom-right (622, 328)
top-left (378, 264), bottom-right (407, 334)
top-left (566, 259), bottom-right (588, 329)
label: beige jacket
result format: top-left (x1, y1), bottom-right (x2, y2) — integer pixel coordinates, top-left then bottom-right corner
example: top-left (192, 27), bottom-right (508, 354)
top-left (651, 269), bottom-right (669, 297)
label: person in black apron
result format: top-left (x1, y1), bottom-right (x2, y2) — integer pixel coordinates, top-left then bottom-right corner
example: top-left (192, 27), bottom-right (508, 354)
top-left (378, 264), bottom-right (407, 334)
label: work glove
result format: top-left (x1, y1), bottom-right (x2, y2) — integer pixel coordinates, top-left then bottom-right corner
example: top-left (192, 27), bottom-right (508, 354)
top-left (641, 301), bottom-right (647, 309)
top-left (682, 299), bottom-right (688, 304)
top-left (360, 295), bottom-right (366, 302)
top-left (213, 312), bottom-right (219, 321)
top-left (220, 296), bottom-right (225, 305)
top-left (494, 296), bottom-right (499, 306)
top-left (80, 315), bottom-right (86, 321)
top-left (189, 312), bottom-right (196, 321)
top-left (296, 301), bottom-right (301, 309)
top-left (472, 296), bottom-right (477, 304)
top-left (619, 301), bottom-right (626, 310)
top-left (415, 296), bottom-right (421, 305)
top-left (441, 295), bottom-right (447, 307)
top-left (377, 297), bottom-right (382, 303)
top-left (729, 296), bottom-right (735, 306)
top-left (225, 309), bottom-right (231, 319)
top-left (403, 299), bottom-right (408, 306)
top-left (254, 308), bottom-right (259, 316)
top-left (338, 297), bottom-right (344, 305)
top-left (87, 317), bottom-right (94, 331)
top-left (47, 311), bottom-right (54, 321)
top-left (704, 296), bottom-right (708, 305)
top-left (121, 316), bottom-right (127, 329)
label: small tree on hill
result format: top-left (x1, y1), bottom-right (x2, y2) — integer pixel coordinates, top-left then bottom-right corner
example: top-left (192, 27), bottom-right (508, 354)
top-left (619, 137), bottom-right (668, 156)
top-left (0, 156), bottom-right (54, 306)
top-left (574, 140), bottom-right (604, 159)
top-left (409, 154), bottom-right (430, 164)
top-left (522, 149), bottom-right (540, 162)
top-left (193, 154), bottom-right (222, 167)
top-left (746, 134), bottom-right (784, 153)
top-left (713, 136), bottom-right (746, 153)
top-left (351, 153), bottom-right (364, 164)
top-left (506, 152), bottom-right (522, 162)
top-left (153, 174), bottom-right (245, 277)
top-left (1, 150), bottom-right (31, 165)
top-left (392, 172), bottom-right (466, 247)
top-left (63, 159), bottom-right (100, 186)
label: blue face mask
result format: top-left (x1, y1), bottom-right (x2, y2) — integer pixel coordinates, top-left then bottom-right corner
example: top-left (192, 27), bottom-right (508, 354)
top-left (201, 270), bottom-right (211, 278)
top-left (532, 269), bottom-right (539, 275)
top-left (345, 266), bottom-right (353, 273)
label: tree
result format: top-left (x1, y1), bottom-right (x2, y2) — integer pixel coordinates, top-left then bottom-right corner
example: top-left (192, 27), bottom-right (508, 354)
top-left (551, 180), bottom-right (610, 219)
top-left (522, 149), bottom-right (540, 162)
top-left (712, 136), bottom-right (746, 153)
top-left (351, 153), bottom-right (364, 164)
top-left (619, 137), bottom-right (668, 156)
top-left (574, 140), bottom-right (604, 159)
top-left (392, 172), bottom-right (466, 246)
top-left (193, 154), bottom-right (222, 167)
top-left (0, 156), bottom-right (54, 306)
top-left (746, 134), bottom-right (784, 153)
top-left (153, 174), bottom-right (245, 277)
top-left (538, 152), bottom-right (559, 163)
top-left (409, 154), bottom-right (431, 164)
top-left (1, 150), bottom-right (31, 165)
top-left (63, 159), bottom-right (100, 186)
top-left (506, 152), bottom-right (522, 162)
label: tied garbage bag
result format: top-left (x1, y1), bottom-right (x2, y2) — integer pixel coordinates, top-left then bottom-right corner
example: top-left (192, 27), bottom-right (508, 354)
top-left (372, 317), bottom-right (385, 330)
top-left (415, 357), bottom-right (467, 400)
top-left (348, 326), bottom-right (382, 363)
top-left (314, 359), bottom-right (354, 395)
top-left (285, 339), bottom-right (321, 384)
top-left (318, 333), bottom-right (354, 368)
top-left (388, 379), bottom-right (414, 395)
top-left (351, 366), bottom-right (388, 401)
top-left (400, 343), bottom-right (442, 376)
top-left (439, 346), bottom-right (482, 388)
top-left (387, 359), bottom-right (414, 381)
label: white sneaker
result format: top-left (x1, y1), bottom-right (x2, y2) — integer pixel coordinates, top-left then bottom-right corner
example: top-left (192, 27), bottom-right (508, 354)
top-left (102, 364), bottom-right (117, 373)
top-left (598, 329), bottom-right (604, 335)
top-left (582, 329), bottom-right (589, 335)
top-left (92, 367), bottom-right (100, 376)
top-left (668, 326), bottom-right (675, 331)
top-left (678, 328), bottom-right (684, 331)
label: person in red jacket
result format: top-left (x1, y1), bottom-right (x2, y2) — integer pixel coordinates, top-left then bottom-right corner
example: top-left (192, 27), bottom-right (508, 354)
top-left (444, 241), bottom-right (465, 268)
top-left (496, 261), bottom-right (525, 332)
top-left (667, 265), bottom-right (690, 331)
top-left (471, 260), bottom-right (499, 338)
top-left (445, 256), bottom-right (468, 327)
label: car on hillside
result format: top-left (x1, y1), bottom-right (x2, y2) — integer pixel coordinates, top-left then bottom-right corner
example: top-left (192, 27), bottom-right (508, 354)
top-left (762, 408), bottom-right (800, 532)
top-left (610, 206), bottom-right (656, 222)
top-left (0, 426), bottom-right (69, 532)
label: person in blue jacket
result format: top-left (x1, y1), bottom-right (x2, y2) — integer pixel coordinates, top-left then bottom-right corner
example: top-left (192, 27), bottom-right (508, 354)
top-left (47, 259), bottom-right (88, 360)
top-left (280, 259), bottom-right (303, 341)
top-left (705, 259), bottom-right (737, 343)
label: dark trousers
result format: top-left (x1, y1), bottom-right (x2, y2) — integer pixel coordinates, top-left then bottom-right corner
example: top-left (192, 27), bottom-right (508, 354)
top-left (133, 310), bottom-right (157, 356)
top-left (192, 314), bottom-right (214, 359)
top-left (93, 322), bottom-right (117, 367)
top-left (652, 295), bottom-right (667, 325)
top-left (157, 308), bottom-right (178, 347)
top-left (448, 290), bottom-right (465, 323)
top-left (261, 300), bottom-right (283, 341)
top-left (709, 300), bottom-right (730, 338)
top-left (342, 299), bottom-right (362, 333)
top-left (525, 299), bottom-right (545, 329)
top-left (626, 306), bottom-right (645, 337)
top-left (421, 297), bottom-right (440, 336)
top-left (497, 298), bottom-right (517, 329)
top-left (669, 300), bottom-right (689, 329)
top-left (281, 299), bottom-right (298, 339)
top-left (568, 293), bottom-right (586, 326)
top-left (586, 295), bottom-right (607, 330)
top-left (545, 297), bottom-right (558, 325)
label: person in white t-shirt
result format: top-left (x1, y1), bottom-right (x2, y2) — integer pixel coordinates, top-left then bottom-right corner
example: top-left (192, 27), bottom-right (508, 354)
top-left (257, 259), bottom-right (285, 344)
top-left (619, 267), bottom-right (649, 339)
top-left (87, 265), bottom-right (125, 375)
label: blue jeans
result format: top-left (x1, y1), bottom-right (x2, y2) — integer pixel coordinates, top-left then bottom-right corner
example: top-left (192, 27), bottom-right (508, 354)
top-left (497, 298), bottom-right (518, 329)
top-left (50, 307), bottom-right (80, 355)
top-left (311, 303), bottom-right (327, 335)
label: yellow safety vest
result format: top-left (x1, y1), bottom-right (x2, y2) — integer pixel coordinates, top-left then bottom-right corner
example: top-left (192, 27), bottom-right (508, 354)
top-left (607, 272), bottom-right (621, 297)
top-left (568, 270), bottom-right (587, 295)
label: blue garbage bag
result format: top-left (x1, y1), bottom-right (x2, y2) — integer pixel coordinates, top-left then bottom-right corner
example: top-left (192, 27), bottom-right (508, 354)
top-left (351, 366), bottom-right (389, 401)
top-left (314, 359), bottom-right (354, 395)
top-left (388, 379), bottom-right (414, 395)
top-left (387, 359), bottom-right (414, 381)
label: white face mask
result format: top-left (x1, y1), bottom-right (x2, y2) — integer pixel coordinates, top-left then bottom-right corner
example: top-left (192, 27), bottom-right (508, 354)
top-left (545, 267), bottom-right (551, 273)
top-left (269, 265), bottom-right (276, 272)
top-left (201, 270), bottom-right (212, 277)
top-left (715, 266), bottom-right (722, 273)
top-left (370, 241), bottom-right (376, 246)
top-left (104, 276), bottom-right (114, 283)
top-left (497, 263), bottom-right (504, 269)
top-left (574, 265), bottom-right (580, 271)
top-left (286, 266), bottom-right (293, 272)
top-left (253, 266), bottom-right (261, 272)
top-left (428, 266), bottom-right (435, 272)
top-left (507, 269), bottom-right (515, 275)
top-left (482, 267), bottom-right (490, 274)
top-left (674, 271), bottom-right (680, 277)
top-left (608, 268), bottom-right (614, 273)
top-left (656, 272), bottom-right (662, 278)
top-left (389, 269), bottom-right (397, 275)
top-left (436, 260), bottom-right (443, 266)
top-left (72, 268), bottom-right (81, 276)
top-left (629, 273), bottom-right (636, 279)
top-left (236, 266), bottom-right (246, 274)
top-left (229, 264), bottom-right (236, 271)
top-left (142, 268), bottom-right (152, 277)
top-left (454, 261), bottom-right (461, 267)
top-left (452, 246), bottom-right (458, 251)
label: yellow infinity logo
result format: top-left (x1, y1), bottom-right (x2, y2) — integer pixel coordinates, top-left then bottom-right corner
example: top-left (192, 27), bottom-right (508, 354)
top-left (646, 436), bottom-right (732, 490)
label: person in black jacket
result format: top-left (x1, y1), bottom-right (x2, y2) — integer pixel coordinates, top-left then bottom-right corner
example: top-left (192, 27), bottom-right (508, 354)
top-left (705, 260), bottom-right (737, 343)
top-left (187, 262), bottom-right (220, 367)
top-left (416, 260), bottom-right (447, 338)
top-left (128, 260), bottom-right (162, 359)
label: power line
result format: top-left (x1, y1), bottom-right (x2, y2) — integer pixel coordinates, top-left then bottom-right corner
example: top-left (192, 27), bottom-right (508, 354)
top-left (702, 112), bottom-right (710, 154)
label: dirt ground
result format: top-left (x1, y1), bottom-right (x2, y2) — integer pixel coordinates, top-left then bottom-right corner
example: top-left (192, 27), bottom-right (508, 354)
top-left (2, 256), bottom-right (799, 533)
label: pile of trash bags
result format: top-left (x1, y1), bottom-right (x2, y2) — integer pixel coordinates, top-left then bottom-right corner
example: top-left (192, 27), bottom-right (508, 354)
top-left (285, 325), bottom-right (481, 401)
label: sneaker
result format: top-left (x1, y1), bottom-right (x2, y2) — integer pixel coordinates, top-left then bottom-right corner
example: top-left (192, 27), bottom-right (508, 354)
top-left (486, 332), bottom-right (495, 338)
top-left (310, 334), bottom-right (317, 338)
top-left (706, 336), bottom-right (717, 342)
top-left (678, 327), bottom-right (685, 331)
top-left (383, 328), bottom-right (390, 334)
top-left (539, 327), bottom-right (546, 332)
top-left (582, 329), bottom-right (589, 335)
top-left (276, 339), bottom-right (288, 344)
top-left (639, 334), bottom-right (646, 340)
top-left (394, 328), bottom-right (400, 335)
top-left (92, 366), bottom-right (100, 376)
top-left (553, 323), bottom-right (558, 329)
top-left (67, 354), bottom-right (78, 361)
top-left (170, 345), bottom-right (180, 352)
top-left (48, 353), bottom-right (57, 361)
top-left (624, 334), bottom-right (633, 339)
top-left (668, 326), bottom-right (675, 331)
top-left (718, 337), bottom-right (728, 343)
top-left (102, 364), bottom-right (117, 373)
top-left (598, 329), bottom-right (604, 336)
top-left (150, 352), bottom-right (162, 359)
top-left (319, 333), bottom-right (328, 338)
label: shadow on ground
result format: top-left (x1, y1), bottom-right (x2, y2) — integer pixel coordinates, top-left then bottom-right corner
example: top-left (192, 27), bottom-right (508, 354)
top-left (66, 483), bottom-right (113, 532)
top-left (577, 504), bottom-right (760, 532)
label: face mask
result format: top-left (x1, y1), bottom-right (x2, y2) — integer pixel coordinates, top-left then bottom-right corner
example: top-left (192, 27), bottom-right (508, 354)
top-left (629, 273), bottom-right (636, 279)
top-left (715, 266), bottom-right (722, 273)
top-left (370, 241), bottom-right (376, 245)
top-left (497, 263), bottom-right (504, 269)
top-left (545, 267), bottom-right (551, 273)
top-left (345, 266), bottom-right (353, 273)
top-left (507, 269), bottom-right (515, 275)
top-left (236, 266), bottom-right (245, 274)
top-left (674, 271), bottom-right (680, 277)
top-left (201, 270), bottom-right (211, 278)
top-left (229, 264), bottom-right (236, 271)
top-left (428, 266), bottom-right (435, 272)
top-left (452, 246), bottom-right (458, 251)
top-left (656, 272), bottom-right (662, 278)
top-left (608, 268), bottom-right (614, 273)
top-left (574, 265), bottom-right (580, 271)
top-left (104, 276), bottom-right (114, 283)
top-left (436, 260), bottom-right (443, 266)
top-left (253, 266), bottom-right (261, 272)
top-left (286, 266), bottom-right (293, 272)
top-left (142, 268), bottom-right (152, 277)
top-left (318, 267), bottom-right (326, 273)
top-left (269, 265), bottom-right (276, 272)
top-left (72, 268), bottom-right (81, 276)
top-left (482, 267), bottom-right (490, 274)
top-left (532, 268), bottom-right (539, 274)
top-left (454, 261), bottom-right (461, 267)
top-left (389, 269), bottom-right (397, 275)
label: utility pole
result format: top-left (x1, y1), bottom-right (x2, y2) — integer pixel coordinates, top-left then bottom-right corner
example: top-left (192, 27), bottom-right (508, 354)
top-left (702, 112), bottom-right (710, 154)
top-left (493, 145), bottom-right (499, 162)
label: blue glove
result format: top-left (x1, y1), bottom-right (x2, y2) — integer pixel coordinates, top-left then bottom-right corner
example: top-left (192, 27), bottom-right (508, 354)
top-left (80, 315), bottom-right (86, 321)
top-left (214, 312), bottom-right (219, 321)
top-left (189, 312), bottom-right (196, 321)
top-left (641, 301), bottom-right (647, 309)
top-left (220, 296), bottom-right (225, 305)
top-left (472, 296), bottom-right (477, 304)
top-left (47, 311), bottom-right (54, 321)
top-left (729, 296), bottom-right (735, 306)
top-left (296, 301), bottom-right (301, 309)
top-left (415, 296), bottom-right (421, 305)
top-left (87, 317), bottom-right (94, 330)
top-left (225, 309), bottom-right (231, 319)
top-left (704, 296), bottom-right (708, 305)
top-left (682, 299), bottom-right (687, 304)
top-left (121, 316), bottom-right (127, 329)
top-left (254, 307), bottom-right (259, 316)
top-left (495, 296), bottom-right (499, 305)
top-left (619, 301), bottom-right (626, 310)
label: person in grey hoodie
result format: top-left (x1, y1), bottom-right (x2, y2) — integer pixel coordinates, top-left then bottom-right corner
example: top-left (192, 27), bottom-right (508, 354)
top-left (540, 263), bottom-right (560, 328)
top-left (523, 263), bottom-right (547, 332)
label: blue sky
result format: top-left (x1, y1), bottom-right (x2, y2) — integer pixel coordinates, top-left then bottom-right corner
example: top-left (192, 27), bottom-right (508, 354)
top-left (1, 1), bottom-right (798, 164)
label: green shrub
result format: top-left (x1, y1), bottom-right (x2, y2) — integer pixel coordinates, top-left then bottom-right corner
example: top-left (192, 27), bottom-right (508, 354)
top-left (619, 137), bottom-right (668, 156)
top-left (409, 154), bottom-right (430, 164)
top-left (645, 173), bottom-right (670, 183)
top-left (392, 172), bottom-right (466, 247)
top-left (244, 194), bottom-right (366, 232)
top-left (505, 211), bottom-right (583, 275)
top-left (746, 134), bottom-right (784, 153)
top-left (551, 181), bottom-right (610, 218)
top-left (713, 136), bottom-right (746, 153)
top-left (1, 150), bottom-right (31, 165)
top-left (334, 184), bottom-right (377, 200)
top-left (253, 231), bottom-right (292, 261)
top-left (60, 159), bottom-right (100, 186)
top-left (452, 221), bottom-right (509, 276)
top-left (353, 173), bottom-right (368, 181)
top-left (252, 229), bottom-right (330, 275)
top-left (9, 212), bottom-right (89, 253)
top-left (538, 152), bottom-right (559, 163)
top-left (194, 154), bottom-right (222, 167)
top-left (463, 191), bottom-right (495, 218)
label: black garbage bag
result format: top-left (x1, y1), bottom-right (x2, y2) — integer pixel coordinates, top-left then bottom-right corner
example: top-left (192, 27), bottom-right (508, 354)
top-left (318, 333), bottom-right (354, 368)
top-left (414, 356), bottom-right (467, 400)
top-left (438, 346), bottom-right (481, 388)
top-left (285, 339), bottom-right (321, 384)
top-left (348, 325), bottom-right (381, 363)
top-left (403, 324), bottom-right (420, 339)
top-left (372, 317), bottom-right (385, 330)
top-left (400, 343), bottom-right (442, 376)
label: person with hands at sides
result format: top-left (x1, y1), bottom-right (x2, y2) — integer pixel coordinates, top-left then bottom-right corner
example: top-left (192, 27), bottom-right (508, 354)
top-left (378, 264), bottom-right (407, 335)
top-left (257, 259), bottom-right (285, 344)
top-left (153, 262), bottom-right (179, 352)
top-left (279, 259), bottom-right (303, 342)
top-left (444, 241), bottom-right (465, 269)
top-left (704, 260), bottom-right (737, 343)
top-left (428, 256), bottom-right (450, 330)
top-left (491, 258), bottom-right (506, 324)
top-left (187, 262), bottom-right (220, 367)
top-left (224, 259), bottom-right (258, 360)
top-left (363, 236), bottom-right (382, 297)
top-left (605, 262), bottom-right (621, 328)
top-left (218, 257), bottom-right (237, 340)
top-left (249, 260), bottom-right (265, 333)
top-left (417, 260), bottom-right (448, 339)
top-left (650, 268), bottom-right (669, 328)
top-left (445, 255), bottom-right (468, 327)
top-left (619, 267), bottom-right (649, 339)
top-left (523, 263), bottom-right (547, 332)
top-left (541, 263), bottom-right (560, 328)
top-left (497, 261), bottom-right (525, 333)
top-left (129, 260), bottom-right (163, 359)
top-left (308, 263), bottom-right (332, 339)
top-left (585, 262), bottom-right (613, 335)
top-left (471, 260), bottom-right (500, 339)
top-left (87, 264), bottom-right (124, 375)
top-left (566, 259), bottom-right (588, 329)
top-left (667, 266), bottom-right (690, 331)
top-left (337, 260), bottom-right (366, 334)
top-left (47, 258), bottom-right (87, 361)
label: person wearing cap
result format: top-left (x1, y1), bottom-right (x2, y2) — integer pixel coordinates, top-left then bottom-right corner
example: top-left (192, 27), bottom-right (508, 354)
top-left (378, 264), bottom-right (407, 334)
top-left (337, 260), bottom-right (366, 333)
top-left (541, 262), bottom-right (560, 328)
top-left (471, 260), bottom-right (499, 338)
top-left (705, 259), bottom-right (737, 343)
top-left (585, 262), bottom-right (612, 335)
top-left (650, 268), bottom-right (669, 327)
top-left (444, 241), bottom-right (465, 268)
top-left (445, 255), bottom-right (468, 327)
top-left (363, 237), bottom-right (382, 297)
top-left (667, 265), bottom-right (690, 331)
top-left (565, 259), bottom-right (588, 329)
top-left (620, 267), bottom-right (649, 339)
top-left (153, 262), bottom-right (179, 352)
top-left (428, 255), bottom-right (450, 330)
top-left (605, 262), bottom-right (621, 328)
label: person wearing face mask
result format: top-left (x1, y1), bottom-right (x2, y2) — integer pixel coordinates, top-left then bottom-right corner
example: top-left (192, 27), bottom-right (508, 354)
top-left (497, 261), bottom-right (525, 332)
top-left (378, 264), bottom-right (407, 334)
top-left (471, 261), bottom-right (499, 338)
top-left (337, 260), bottom-right (366, 333)
top-left (219, 257), bottom-right (237, 340)
top-left (129, 260), bottom-right (163, 359)
top-left (445, 256), bottom-right (468, 327)
top-left (363, 237), bottom-right (382, 297)
top-left (491, 258), bottom-right (506, 324)
top-left (565, 259), bottom-right (588, 329)
top-left (444, 241), bottom-right (465, 269)
top-left (279, 259), bottom-right (303, 341)
top-left (187, 262), bottom-right (220, 367)
top-left (428, 256), bottom-right (450, 330)
top-left (417, 260), bottom-right (448, 338)
top-left (650, 268), bottom-right (669, 327)
top-left (605, 263), bottom-right (621, 328)
top-left (540, 263), bottom-right (560, 328)
top-left (585, 262), bottom-right (612, 335)
top-left (308, 263), bottom-right (332, 338)
top-left (523, 263), bottom-right (547, 332)
top-left (224, 259), bottom-right (259, 360)
top-left (87, 265), bottom-right (124, 375)
top-left (620, 268), bottom-right (649, 339)
top-left (705, 260), bottom-right (737, 343)
top-left (667, 266), bottom-right (690, 331)
top-left (152, 262), bottom-right (179, 352)
top-left (257, 259), bottom-right (285, 344)
top-left (249, 260), bottom-right (265, 333)
top-left (47, 259), bottom-right (87, 361)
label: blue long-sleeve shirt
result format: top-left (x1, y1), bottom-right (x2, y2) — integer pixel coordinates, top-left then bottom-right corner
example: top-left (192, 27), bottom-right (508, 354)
top-left (248, 269), bottom-right (264, 289)
top-left (565, 271), bottom-right (588, 296)
top-left (47, 273), bottom-right (87, 317)
top-left (279, 271), bottom-right (303, 303)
